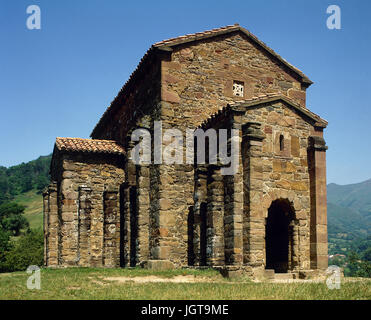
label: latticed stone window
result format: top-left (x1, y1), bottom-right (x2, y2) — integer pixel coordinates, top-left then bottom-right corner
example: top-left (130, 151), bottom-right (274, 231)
top-left (233, 81), bottom-right (244, 97)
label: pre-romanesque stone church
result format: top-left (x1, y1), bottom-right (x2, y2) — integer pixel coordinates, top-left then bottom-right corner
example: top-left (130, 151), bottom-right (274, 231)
top-left (44, 24), bottom-right (328, 278)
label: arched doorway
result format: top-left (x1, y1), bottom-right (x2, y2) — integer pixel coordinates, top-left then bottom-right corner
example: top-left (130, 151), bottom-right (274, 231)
top-left (265, 199), bottom-right (295, 273)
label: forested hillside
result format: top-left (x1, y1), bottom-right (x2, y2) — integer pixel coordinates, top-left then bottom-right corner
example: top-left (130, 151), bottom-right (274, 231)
top-left (327, 180), bottom-right (370, 276)
top-left (328, 180), bottom-right (371, 225)
top-left (0, 155), bottom-right (51, 205)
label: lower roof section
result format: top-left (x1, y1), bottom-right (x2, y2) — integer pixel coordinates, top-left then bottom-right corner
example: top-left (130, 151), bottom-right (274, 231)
top-left (55, 137), bottom-right (125, 156)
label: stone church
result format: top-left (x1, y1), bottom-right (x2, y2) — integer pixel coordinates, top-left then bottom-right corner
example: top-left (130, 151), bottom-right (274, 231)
top-left (44, 24), bottom-right (328, 278)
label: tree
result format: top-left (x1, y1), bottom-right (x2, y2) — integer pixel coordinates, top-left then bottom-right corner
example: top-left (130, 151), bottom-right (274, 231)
top-left (2, 229), bottom-right (44, 272)
top-left (362, 247), bottom-right (371, 262)
top-left (345, 251), bottom-right (360, 277)
top-left (0, 202), bottom-right (29, 236)
top-left (345, 250), bottom-right (371, 278)
top-left (35, 175), bottom-right (49, 194)
top-left (0, 227), bottom-right (12, 272)
top-left (358, 260), bottom-right (371, 278)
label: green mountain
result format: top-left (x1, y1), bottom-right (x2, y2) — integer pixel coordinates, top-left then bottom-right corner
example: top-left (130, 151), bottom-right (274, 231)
top-left (328, 180), bottom-right (371, 224)
top-left (327, 180), bottom-right (371, 255)
top-left (0, 155), bottom-right (52, 205)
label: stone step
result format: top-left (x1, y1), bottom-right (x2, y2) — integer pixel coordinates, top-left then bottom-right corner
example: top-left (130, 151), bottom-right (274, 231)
top-left (274, 273), bottom-right (295, 280)
top-left (264, 269), bottom-right (275, 279)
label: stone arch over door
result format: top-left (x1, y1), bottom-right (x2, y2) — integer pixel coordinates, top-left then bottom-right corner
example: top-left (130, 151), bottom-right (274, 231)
top-left (261, 189), bottom-right (310, 271)
top-left (265, 198), bottom-right (296, 273)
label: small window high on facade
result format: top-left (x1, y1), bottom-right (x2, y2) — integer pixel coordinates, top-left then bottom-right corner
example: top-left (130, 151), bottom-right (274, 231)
top-left (233, 81), bottom-right (244, 97)
top-left (279, 134), bottom-right (284, 151)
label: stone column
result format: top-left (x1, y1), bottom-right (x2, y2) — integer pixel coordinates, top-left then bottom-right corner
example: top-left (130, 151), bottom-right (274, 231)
top-left (206, 165), bottom-right (225, 266)
top-left (288, 220), bottom-right (300, 271)
top-left (47, 182), bottom-right (59, 266)
top-left (148, 164), bottom-right (175, 269)
top-left (223, 114), bottom-right (244, 266)
top-left (123, 139), bottom-right (137, 266)
top-left (309, 136), bottom-right (328, 270)
top-left (121, 182), bottom-right (131, 267)
top-left (78, 186), bottom-right (92, 266)
top-left (43, 189), bottom-right (49, 266)
top-left (60, 176), bottom-right (79, 266)
top-left (103, 188), bottom-right (120, 267)
top-left (242, 122), bottom-right (265, 268)
top-left (136, 164), bottom-right (150, 265)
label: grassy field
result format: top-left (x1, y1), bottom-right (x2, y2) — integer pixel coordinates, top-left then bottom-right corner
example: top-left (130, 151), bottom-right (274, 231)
top-left (5, 192), bottom-right (370, 300)
top-left (14, 190), bottom-right (43, 230)
top-left (0, 267), bottom-right (370, 300)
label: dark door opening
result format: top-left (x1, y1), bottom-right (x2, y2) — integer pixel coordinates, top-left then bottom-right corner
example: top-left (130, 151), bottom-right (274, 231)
top-left (265, 199), bottom-right (293, 273)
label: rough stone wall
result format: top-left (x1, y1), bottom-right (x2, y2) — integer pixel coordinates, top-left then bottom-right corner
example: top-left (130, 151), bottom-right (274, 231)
top-left (45, 152), bottom-right (125, 267)
top-left (161, 32), bottom-right (307, 129)
top-left (158, 32), bottom-right (309, 267)
top-left (193, 100), bottom-right (326, 273)
top-left (241, 101), bottom-right (319, 271)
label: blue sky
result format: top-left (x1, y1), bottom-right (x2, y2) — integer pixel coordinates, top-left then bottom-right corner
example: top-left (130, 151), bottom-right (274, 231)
top-left (0, 0), bottom-right (370, 185)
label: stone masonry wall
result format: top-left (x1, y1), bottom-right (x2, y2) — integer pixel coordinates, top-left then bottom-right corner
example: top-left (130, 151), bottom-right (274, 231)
top-left (158, 32), bottom-right (309, 267)
top-left (242, 101), bottom-right (319, 271)
top-left (46, 151), bottom-right (125, 267)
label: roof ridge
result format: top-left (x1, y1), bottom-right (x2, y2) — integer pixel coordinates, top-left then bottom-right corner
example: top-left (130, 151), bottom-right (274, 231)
top-left (153, 24), bottom-right (239, 46)
top-left (56, 137), bottom-right (121, 143)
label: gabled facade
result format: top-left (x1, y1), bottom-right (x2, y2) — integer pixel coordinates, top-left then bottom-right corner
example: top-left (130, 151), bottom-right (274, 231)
top-left (44, 25), bottom-right (328, 278)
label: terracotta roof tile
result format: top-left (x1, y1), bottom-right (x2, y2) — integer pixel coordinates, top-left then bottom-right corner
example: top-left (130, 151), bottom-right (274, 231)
top-left (55, 137), bottom-right (125, 155)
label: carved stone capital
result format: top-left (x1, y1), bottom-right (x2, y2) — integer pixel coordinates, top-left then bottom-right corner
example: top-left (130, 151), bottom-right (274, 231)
top-left (309, 136), bottom-right (328, 151)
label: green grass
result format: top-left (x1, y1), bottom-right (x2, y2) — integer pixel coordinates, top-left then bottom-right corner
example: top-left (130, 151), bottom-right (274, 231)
top-left (14, 190), bottom-right (43, 230)
top-left (0, 268), bottom-right (370, 300)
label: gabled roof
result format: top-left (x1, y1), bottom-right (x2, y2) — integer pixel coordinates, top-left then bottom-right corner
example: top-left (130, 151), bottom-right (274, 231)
top-left (91, 24), bottom-right (313, 138)
top-left (153, 24), bottom-right (312, 84)
top-left (200, 93), bottom-right (328, 128)
top-left (55, 137), bottom-right (125, 155)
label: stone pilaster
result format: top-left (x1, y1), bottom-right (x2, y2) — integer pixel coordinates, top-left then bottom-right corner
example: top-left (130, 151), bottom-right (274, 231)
top-left (136, 164), bottom-right (150, 264)
top-left (103, 188), bottom-right (120, 267)
top-left (46, 182), bottom-right (59, 266)
top-left (120, 182), bottom-right (131, 267)
top-left (206, 165), bottom-right (225, 266)
top-left (78, 186), bottom-right (92, 266)
top-left (309, 135), bottom-right (328, 270)
top-left (242, 122), bottom-right (265, 268)
top-left (124, 139), bottom-right (137, 266)
top-left (223, 113), bottom-right (244, 266)
top-left (59, 177), bottom-right (79, 266)
top-left (43, 189), bottom-right (49, 266)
